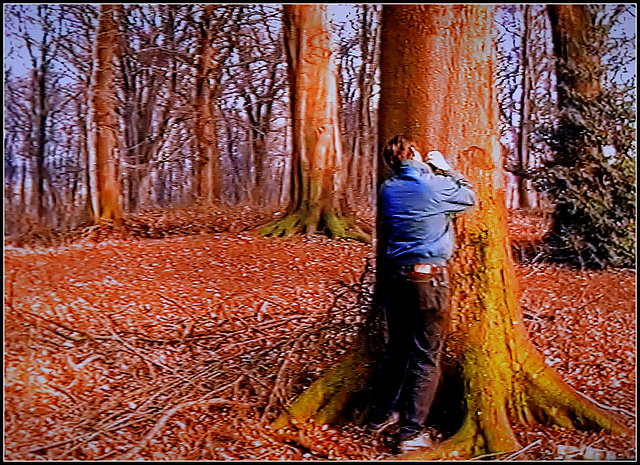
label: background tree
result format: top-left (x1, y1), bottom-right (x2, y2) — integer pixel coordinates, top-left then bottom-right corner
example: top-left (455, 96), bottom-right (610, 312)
top-left (88, 3), bottom-right (123, 224)
top-left (4, 5), bottom-right (64, 224)
top-left (222, 5), bottom-right (289, 206)
top-left (336, 4), bottom-right (381, 214)
top-left (270, 5), bottom-right (631, 459)
top-left (57, 4), bottom-right (100, 224)
top-left (4, 5), bottom-right (377, 239)
top-left (496, 5), bottom-right (556, 212)
top-left (191, 5), bottom-right (227, 205)
top-left (537, 4), bottom-right (636, 268)
top-left (261, 4), bottom-right (369, 241)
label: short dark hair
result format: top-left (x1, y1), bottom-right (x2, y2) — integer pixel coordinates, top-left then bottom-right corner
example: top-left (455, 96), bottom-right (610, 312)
top-left (382, 135), bottom-right (418, 172)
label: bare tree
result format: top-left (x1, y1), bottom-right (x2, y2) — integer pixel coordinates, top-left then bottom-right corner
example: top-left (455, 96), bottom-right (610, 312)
top-left (5, 5), bottom-right (64, 222)
top-left (88, 3), bottom-right (123, 223)
top-left (336, 5), bottom-right (381, 212)
top-left (262, 4), bottom-right (369, 241)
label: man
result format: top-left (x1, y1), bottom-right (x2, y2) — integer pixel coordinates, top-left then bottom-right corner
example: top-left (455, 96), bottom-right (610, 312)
top-left (370, 135), bottom-right (475, 453)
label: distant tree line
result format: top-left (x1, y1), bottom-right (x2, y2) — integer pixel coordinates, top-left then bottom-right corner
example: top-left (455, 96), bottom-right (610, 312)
top-left (4, 4), bottom-right (380, 232)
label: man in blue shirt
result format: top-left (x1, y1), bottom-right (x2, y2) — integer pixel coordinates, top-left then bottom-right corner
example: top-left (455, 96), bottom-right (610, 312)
top-left (370, 135), bottom-right (475, 453)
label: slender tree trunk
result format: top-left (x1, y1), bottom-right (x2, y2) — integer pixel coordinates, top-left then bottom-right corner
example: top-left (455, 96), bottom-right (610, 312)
top-left (77, 106), bottom-right (95, 222)
top-left (193, 4), bottom-right (221, 205)
top-left (20, 162), bottom-right (28, 216)
top-left (33, 66), bottom-right (48, 222)
top-left (89, 3), bottom-right (123, 225)
top-left (261, 4), bottom-right (369, 241)
top-left (516, 4), bottom-right (533, 211)
top-left (358, 5), bottom-right (380, 207)
top-left (272, 5), bottom-right (630, 459)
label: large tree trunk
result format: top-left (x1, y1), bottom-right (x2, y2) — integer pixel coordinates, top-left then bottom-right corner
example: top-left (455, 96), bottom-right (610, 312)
top-left (547, 5), bottom-right (601, 105)
top-left (261, 4), bottom-right (369, 241)
top-left (272, 5), bottom-right (630, 459)
top-left (88, 3), bottom-right (123, 224)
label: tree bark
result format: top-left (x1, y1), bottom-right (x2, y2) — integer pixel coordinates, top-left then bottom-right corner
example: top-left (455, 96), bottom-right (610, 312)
top-left (516, 4), bottom-right (533, 211)
top-left (273, 5), bottom-right (631, 459)
top-left (88, 3), bottom-right (123, 225)
top-left (261, 4), bottom-right (369, 242)
top-left (547, 5), bottom-right (601, 105)
top-left (193, 4), bottom-right (222, 205)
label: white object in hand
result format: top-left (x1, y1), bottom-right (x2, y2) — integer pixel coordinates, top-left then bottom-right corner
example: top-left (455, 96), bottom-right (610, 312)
top-left (426, 150), bottom-right (451, 171)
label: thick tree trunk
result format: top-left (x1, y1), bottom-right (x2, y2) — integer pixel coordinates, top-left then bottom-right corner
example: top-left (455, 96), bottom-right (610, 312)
top-left (89, 3), bottom-right (123, 225)
top-left (261, 4), bottom-right (369, 242)
top-left (273, 5), bottom-right (630, 459)
top-left (547, 5), bottom-right (601, 105)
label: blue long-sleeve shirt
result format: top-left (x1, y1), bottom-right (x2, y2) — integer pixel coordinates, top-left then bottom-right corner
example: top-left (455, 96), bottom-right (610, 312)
top-left (379, 159), bottom-right (475, 268)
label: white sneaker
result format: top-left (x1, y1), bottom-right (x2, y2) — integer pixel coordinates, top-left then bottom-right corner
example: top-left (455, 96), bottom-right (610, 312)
top-left (399, 432), bottom-right (434, 454)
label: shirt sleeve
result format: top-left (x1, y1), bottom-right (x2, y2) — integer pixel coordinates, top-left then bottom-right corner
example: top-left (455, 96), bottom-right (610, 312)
top-left (431, 174), bottom-right (476, 214)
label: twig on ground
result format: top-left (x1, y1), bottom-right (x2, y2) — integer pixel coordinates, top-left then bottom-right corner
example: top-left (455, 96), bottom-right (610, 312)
top-left (503, 439), bottom-right (542, 461)
top-left (261, 340), bottom-right (301, 423)
top-left (117, 378), bottom-right (252, 460)
top-left (577, 391), bottom-right (636, 418)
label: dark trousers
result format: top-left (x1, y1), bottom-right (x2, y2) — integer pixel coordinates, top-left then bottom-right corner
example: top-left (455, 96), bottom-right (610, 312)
top-left (370, 267), bottom-right (451, 440)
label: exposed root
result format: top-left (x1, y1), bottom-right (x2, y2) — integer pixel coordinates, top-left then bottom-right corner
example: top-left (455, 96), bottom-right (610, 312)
top-left (271, 339), bottom-right (374, 430)
top-left (401, 341), bottom-right (632, 461)
top-left (261, 208), bottom-right (371, 243)
top-left (520, 348), bottom-right (633, 437)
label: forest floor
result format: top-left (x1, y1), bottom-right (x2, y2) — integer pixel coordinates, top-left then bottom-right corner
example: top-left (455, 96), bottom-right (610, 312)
top-left (4, 210), bottom-right (636, 461)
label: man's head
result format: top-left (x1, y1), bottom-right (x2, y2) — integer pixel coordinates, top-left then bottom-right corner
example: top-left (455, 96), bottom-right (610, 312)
top-left (382, 135), bottom-right (420, 173)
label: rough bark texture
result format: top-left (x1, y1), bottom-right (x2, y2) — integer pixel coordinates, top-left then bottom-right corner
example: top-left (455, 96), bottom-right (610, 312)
top-left (273, 5), bottom-right (631, 459)
top-left (262, 4), bottom-right (369, 242)
top-left (89, 4), bottom-right (123, 224)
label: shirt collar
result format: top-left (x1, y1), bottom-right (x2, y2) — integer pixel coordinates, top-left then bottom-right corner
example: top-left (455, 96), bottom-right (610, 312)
top-left (398, 159), bottom-right (434, 177)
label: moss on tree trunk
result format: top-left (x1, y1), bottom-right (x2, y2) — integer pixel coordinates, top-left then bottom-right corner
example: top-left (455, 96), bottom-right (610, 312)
top-left (261, 203), bottom-right (370, 242)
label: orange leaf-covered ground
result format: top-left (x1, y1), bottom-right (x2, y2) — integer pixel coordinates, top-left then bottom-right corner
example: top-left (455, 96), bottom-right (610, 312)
top-left (4, 215), bottom-right (636, 460)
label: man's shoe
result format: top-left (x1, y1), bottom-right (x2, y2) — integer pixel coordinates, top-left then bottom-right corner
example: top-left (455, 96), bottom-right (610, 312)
top-left (399, 432), bottom-right (434, 454)
top-left (370, 411), bottom-right (400, 436)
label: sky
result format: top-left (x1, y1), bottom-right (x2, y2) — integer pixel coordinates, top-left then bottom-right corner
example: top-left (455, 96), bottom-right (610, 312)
top-left (4, 5), bottom-right (636, 89)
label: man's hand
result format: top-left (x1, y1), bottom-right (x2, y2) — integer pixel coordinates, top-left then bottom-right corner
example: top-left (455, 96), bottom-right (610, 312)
top-left (426, 150), bottom-right (451, 172)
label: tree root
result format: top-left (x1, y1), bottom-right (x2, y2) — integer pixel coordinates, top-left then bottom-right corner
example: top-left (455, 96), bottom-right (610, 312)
top-left (271, 340), bottom-right (374, 430)
top-left (399, 338), bottom-right (632, 460)
top-left (260, 208), bottom-right (371, 243)
top-left (271, 330), bottom-right (632, 460)
top-left (520, 347), bottom-right (632, 436)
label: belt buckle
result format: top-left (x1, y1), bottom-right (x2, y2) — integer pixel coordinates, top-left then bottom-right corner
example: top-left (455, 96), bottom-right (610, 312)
top-left (414, 264), bottom-right (432, 274)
